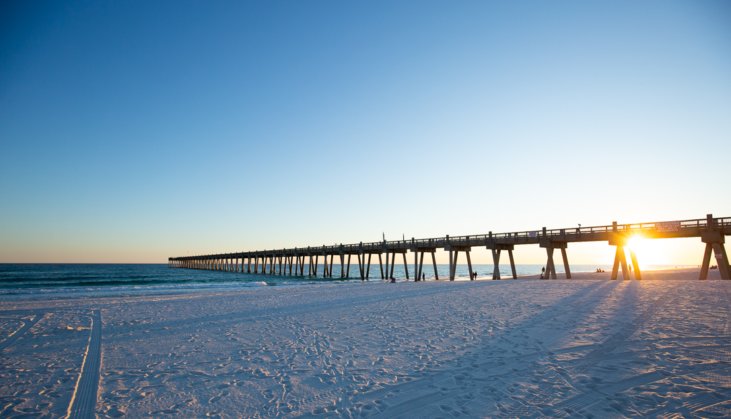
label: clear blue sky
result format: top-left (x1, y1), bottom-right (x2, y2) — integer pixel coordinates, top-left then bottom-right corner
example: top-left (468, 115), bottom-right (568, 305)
top-left (1, 1), bottom-right (729, 263)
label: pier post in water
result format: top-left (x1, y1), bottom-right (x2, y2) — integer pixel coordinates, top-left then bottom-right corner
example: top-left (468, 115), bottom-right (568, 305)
top-left (339, 250), bottom-right (345, 278)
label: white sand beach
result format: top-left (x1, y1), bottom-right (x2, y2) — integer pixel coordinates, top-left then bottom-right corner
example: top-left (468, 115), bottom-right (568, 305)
top-left (2, 268), bottom-right (730, 417)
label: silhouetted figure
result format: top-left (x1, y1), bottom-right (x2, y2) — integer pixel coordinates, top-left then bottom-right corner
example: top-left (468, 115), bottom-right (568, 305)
top-left (422, 273), bottom-right (425, 281)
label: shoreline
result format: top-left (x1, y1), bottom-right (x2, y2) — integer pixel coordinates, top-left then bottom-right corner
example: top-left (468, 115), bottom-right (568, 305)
top-left (0, 266), bottom-right (724, 303)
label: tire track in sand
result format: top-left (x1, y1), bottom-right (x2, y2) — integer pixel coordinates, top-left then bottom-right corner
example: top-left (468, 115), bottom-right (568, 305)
top-left (0, 313), bottom-right (43, 351)
top-left (66, 310), bottom-right (102, 419)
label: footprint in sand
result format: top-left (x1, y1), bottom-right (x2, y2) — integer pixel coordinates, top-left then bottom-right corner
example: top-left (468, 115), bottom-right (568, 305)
top-left (208, 390), bottom-right (229, 404)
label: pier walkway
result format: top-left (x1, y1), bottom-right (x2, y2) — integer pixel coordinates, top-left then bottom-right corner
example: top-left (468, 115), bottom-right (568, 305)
top-left (169, 214), bottom-right (731, 281)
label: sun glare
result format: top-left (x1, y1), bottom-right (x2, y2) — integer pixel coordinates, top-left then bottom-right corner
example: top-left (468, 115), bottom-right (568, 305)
top-left (625, 235), bottom-right (645, 253)
top-left (624, 235), bottom-right (668, 270)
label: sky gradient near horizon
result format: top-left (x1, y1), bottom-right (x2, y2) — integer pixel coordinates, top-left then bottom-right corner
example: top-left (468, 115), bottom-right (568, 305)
top-left (1, 1), bottom-right (730, 264)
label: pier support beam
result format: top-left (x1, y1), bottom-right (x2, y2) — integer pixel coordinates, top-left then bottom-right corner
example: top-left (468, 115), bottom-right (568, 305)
top-left (432, 251), bottom-right (439, 280)
top-left (300, 255), bottom-right (305, 275)
top-left (357, 254), bottom-right (364, 280)
top-left (357, 252), bottom-right (376, 280)
top-left (610, 245), bottom-right (634, 280)
top-left (609, 227), bottom-right (640, 280)
top-left (700, 242), bottom-right (729, 280)
top-left (322, 254), bottom-right (330, 277)
top-left (487, 243), bottom-right (517, 280)
top-left (384, 249), bottom-right (408, 281)
top-left (410, 247), bottom-right (437, 281)
top-left (414, 250), bottom-right (421, 281)
top-left (446, 245), bottom-right (473, 281)
top-left (344, 254), bottom-right (351, 278)
top-left (539, 240), bottom-right (571, 279)
top-left (448, 249), bottom-right (454, 280)
top-left (700, 215), bottom-right (730, 279)
top-left (386, 251), bottom-right (392, 280)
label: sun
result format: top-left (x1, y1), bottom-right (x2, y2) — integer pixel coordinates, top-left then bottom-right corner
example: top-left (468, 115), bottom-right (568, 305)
top-left (625, 235), bottom-right (645, 253)
top-left (624, 234), bottom-right (668, 270)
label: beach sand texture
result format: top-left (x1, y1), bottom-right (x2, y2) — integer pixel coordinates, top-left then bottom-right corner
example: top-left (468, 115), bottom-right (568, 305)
top-left (1, 269), bottom-right (730, 417)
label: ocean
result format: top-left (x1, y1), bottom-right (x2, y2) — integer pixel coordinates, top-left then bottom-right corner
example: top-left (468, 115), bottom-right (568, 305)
top-left (0, 263), bottom-right (690, 299)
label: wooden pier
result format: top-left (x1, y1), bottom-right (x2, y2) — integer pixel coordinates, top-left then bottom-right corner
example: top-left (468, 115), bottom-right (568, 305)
top-left (169, 214), bottom-right (731, 280)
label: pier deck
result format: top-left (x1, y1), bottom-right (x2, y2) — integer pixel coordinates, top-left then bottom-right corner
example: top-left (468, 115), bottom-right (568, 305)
top-left (170, 214), bottom-right (731, 281)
